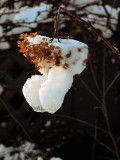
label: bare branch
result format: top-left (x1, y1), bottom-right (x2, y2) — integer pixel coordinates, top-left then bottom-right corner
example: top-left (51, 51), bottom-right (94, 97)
top-left (105, 72), bottom-right (120, 96)
top-left (89, 59), bottom-right (102, 95)
top-left (0, 98), bottom-right (33, 143)
top-left (58, 7), bottom-right (120, 56)
top-left (101, 49), bottom-right (120, 160)
top-left (55, 114), bottom-right (108, 134)
top-left (88, 131), bottom-right (116, 154)
top-left (77, 75), bottom-right (101, 103)
top-left (91, 120), bottom-right (97, 160)
top-left (97, 156), bottom-right (116, 160)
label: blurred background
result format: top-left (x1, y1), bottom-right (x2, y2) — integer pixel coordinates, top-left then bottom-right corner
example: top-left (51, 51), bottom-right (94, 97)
top-left (0, 0), bottom-right (120, 159)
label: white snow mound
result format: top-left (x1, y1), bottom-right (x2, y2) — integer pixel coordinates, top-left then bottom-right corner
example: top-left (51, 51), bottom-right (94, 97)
top-left (23, 75), bottom-right (46, 112)
top-left (39, 67), bottom-right (73, 113)
top-left (23, 36), bottom-right (89, 113)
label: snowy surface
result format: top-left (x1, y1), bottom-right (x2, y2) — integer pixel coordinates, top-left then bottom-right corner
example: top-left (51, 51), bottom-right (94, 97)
top-left (0, 141), bottom-right (40, 160)
top-left (0, 2), bottom-right (52, 34)
top-left (0, 141), bottom-right (62, 160)
top-left (6, 27), bottom-right (31, 36)
top-left (0, 2), bottom-right (52, 50)
top-left (23, 35), bottom-right (88, 113)
top-left (68, 2), bottom-right (120, 38)
top-left (13, 3), bottom-right (52, 24)
top-left (1, 0), bottom-right (120, 50)
top-left (50, 158), bottom-right (62, 160)
top-left (0, 1), bottom-right (120, 38)
top-left (0, 40), bottom-right (10, 50)
top-left (71, 0), bottom-right (98, 5)
top-left (82, 5), bottom-right (120, 38)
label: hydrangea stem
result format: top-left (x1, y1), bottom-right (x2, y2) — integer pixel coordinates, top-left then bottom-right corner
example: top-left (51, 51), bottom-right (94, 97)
top-left (56, 7), bottom-right (120, 57)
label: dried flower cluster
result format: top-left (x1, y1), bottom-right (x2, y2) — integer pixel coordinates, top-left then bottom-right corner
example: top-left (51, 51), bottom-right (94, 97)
top-left (17, 33), bottom-right (70, 71)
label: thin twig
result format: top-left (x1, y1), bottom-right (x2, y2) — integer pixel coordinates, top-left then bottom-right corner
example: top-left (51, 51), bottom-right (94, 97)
top-left (0, 99), bottom-right (48, 159)
top-left (110, 0), bottom-right (117, 20)
top-left (51, 7), bottom-right (61, 42)
top-left (105, 72), bottom-right (120, 96)
top-left (97, 156), bottom-right (116, 160)
top-left (89, 59), bottom-right (102, 95)
top-left (54, 114), bottom-right (108, 134)
top-left (54, 6), bottom-right (120, 159)
top-left (77, 75), bottom-right (101, 103)
top-left (102, 2), bottom-right (112, 31)
top-left (88, 131), bottom-right (116, 154)
top-left (54, 7), bottom-right (61, 38)
top-left (0, 98), bottom-right (33, 143)
top-left (102, 49), bottom-right (120, 160)
top-left (91, 120), bottom-right (97, 160)
top-left (58, 7), bottom-right (120, 56)
top-left (116, 136), bottom-right (120, 143)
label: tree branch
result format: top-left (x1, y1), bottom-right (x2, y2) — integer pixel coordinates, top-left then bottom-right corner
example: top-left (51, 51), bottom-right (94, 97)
top-left (57, 7), bottom-right (120, 56)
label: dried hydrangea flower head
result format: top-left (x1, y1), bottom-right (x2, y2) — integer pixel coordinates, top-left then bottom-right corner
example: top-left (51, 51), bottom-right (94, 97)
top-left (18, 32), bottom-right (89, 113)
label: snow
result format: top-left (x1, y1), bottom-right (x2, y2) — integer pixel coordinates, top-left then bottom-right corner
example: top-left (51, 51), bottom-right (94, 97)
top-left (1, 122), bottom-right (7, 127)
top-left (0, 85), bottom-right (4, 95)
top-left (44, 120), bottom-right (51, 127)
top-left (0, 41), bottom-right (10, 50)
top-left (13, 3), bottom-right (52, 23)
top-left (0, 141), bottom-right (40, 160)
top-left (0, 26), bottom-right (3, 37)
top-left (23, 67), bottom-right (74, 113)
top-left (23, 75), bottom-right (46, 112)
top-left (28, 35), bottom-right (88, 76)
top-left (1, 0), bottom-right (120, 45)
top-left (83, 5), bottom-right (120, 38)
top-left (0, 144), bottom-right (7, 154)
top-left (37, 157), bottom-right (43, 160)
top-left (0, 2), bottom-right (52, 23)
top-left (0, 144), bottom-right (13, 159)
top-left (6, 27), bottom-right (31, 36)
top-left (1, 0), bottom-right (8, 5)
top-left (111, 58), bottom-right (116, 64)
top-left (67, 0), bottom-right (120, 38)
top-left (50, 158), bottom-right (62, 160)
top-left (0, 141), bottom-right (63, 160)
top-left (19, 142), bottom-right (35, 154)
top-left (0, 2), bottom-right (52, 38)
top-left (22, 35), bottom-right (88, 113)
top-left (71, 0), bottom-right (98, 5)
top-left (39, 67), bottom-right (73, 113)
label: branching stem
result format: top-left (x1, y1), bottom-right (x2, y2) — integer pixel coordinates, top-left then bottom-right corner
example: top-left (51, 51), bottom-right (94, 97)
top-left (102, 49), bottom-right (120, 160)
top-left (56, 7), bottom-right (120, 56)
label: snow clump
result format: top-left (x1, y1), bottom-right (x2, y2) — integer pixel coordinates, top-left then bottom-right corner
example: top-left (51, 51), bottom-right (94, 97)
top-left (18, 33), bottom-right (89, 113)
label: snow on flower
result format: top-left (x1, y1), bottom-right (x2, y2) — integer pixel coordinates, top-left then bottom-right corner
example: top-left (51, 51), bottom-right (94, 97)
top-left (18, 33), bottom-right (89, 113)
